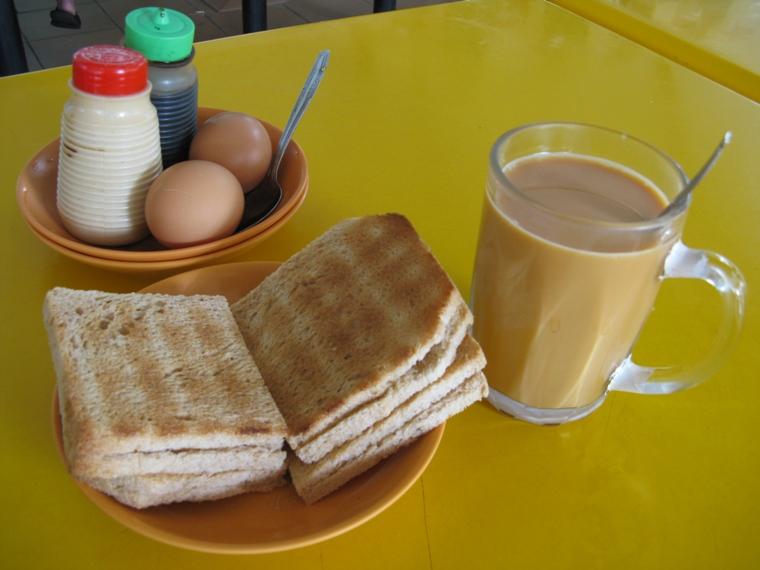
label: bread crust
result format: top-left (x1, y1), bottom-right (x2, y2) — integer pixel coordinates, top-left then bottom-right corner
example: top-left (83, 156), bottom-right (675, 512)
top-left (291, 340), bottom-right (485, 482)
top-left (294, 318), bottom-right (476, 464)
top-left (76, 448), bottom-right (287, 479)
top-left (84, 466), bottom-right (288, 509)
top-left (290, 372), bottom-right (488, 504)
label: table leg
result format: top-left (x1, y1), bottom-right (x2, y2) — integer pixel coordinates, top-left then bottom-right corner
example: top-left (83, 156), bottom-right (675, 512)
top-left (0, 1), bottom-right (28, 76)
top-left (242, 0), bottom-right (267, 33)
top-left (373, 0), bottom-right (397, 12)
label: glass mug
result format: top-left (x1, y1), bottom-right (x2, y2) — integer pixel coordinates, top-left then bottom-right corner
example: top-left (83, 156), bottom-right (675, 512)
top-left (471, 123), bottom-right (745, 424)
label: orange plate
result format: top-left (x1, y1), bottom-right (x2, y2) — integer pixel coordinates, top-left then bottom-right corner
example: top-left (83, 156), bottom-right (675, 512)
top-left (51, 262), bottom-right (445, 553)
top-left (17, 108), bottom-right (308, 262)
top-left (23, 188), bottom-right (307, 273)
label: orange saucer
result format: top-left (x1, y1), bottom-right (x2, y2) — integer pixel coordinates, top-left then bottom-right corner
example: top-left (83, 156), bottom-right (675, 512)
top-left (51, 262), bottom-right (445, 553)
top-left (23, 188), bottom-right (306, 273)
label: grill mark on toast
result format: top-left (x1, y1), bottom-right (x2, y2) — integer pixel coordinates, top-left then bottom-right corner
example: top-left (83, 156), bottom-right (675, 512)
top-left (96, 325), bottom-right (146, 438)
top-left (214, 320), bottom-right (258, 417)
top-left (188, 304), bottom-right (229, 397)
top-left (148, 302), bottom-right (196, 436)
top-left (186, 304), bottom-right (279, 436)
top-left (181, 306), bottom-right (240, 434)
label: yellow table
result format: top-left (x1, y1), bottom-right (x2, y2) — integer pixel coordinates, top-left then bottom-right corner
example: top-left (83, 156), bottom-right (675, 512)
top-left (1, 0), bottom-right (759, 567)
top-left (552, 0), bottom-right (760, 102)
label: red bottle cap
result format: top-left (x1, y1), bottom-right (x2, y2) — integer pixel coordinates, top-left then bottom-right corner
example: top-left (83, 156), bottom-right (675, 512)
top-left (72, 45), bottom-right (148, 96)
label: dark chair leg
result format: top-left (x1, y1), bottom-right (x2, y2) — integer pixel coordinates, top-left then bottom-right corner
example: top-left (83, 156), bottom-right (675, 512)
top-left (243, 0), bottom-right (267, 33)
top-left (373, 0), bottom-right (397, 12)
top-left (0, 1), bottom-right (28, 76)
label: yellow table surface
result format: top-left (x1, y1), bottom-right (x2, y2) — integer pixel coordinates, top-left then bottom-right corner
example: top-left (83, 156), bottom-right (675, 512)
top-left (1, 0), bottom-right (759, 568)
top-left (552, 0), bottom-right (760, 102)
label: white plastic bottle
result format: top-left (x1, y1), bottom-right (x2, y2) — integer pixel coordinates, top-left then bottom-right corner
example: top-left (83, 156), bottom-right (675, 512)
top-left (57, 45), bottom-right (162, 246)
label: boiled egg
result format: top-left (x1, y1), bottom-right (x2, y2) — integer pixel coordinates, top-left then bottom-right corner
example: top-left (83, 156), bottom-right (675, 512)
top-left (189, 112), bottom-right (272, 192)
top-left (145, 160), bottom-right (244, 249)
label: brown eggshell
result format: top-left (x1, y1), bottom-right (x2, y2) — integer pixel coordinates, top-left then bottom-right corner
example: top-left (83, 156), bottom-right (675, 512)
top-left (189, 112), bottom-right (273, 192)
top-left (145, 160), bottom-right (244, 249)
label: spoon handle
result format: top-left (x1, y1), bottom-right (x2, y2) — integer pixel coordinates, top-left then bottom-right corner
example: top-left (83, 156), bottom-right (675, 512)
top-left (270, 50), bottom-right (330, 176)
top-left (661, 131), bottom-right (732, 217)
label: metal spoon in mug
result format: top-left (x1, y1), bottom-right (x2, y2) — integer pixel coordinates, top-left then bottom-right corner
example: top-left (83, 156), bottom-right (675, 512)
top-left (237, 50), bottom-right (330, 231)
top-left (659, 131), bottom-right (732, 218)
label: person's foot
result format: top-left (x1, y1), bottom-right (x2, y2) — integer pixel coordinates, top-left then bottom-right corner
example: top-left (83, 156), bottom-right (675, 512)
top-left (50, 8), bottom-right (81, 29)
top-left (50, 1), bottom-right (81, 29)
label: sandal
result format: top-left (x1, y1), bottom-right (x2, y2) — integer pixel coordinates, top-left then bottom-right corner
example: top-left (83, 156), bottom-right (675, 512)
top-left (50, 8), bottom-right (82, 30)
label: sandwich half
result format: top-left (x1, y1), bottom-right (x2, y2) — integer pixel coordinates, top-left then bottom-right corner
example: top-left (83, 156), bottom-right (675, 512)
top-left (232, 214), bottom-right (488, 503)
top-left (232, 214), bottom-right (467, 460)
top-left (44, 288), bottom-right (288, 507)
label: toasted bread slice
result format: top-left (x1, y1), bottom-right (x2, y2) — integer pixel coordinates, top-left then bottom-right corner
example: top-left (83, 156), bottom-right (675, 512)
top-left (78, 448), bottom-right (287, 479)
top-left (84, 465), bottom-right (288, 509)
top-left (290, 372), bottom-right (488, 503)
top-left (295, 317), bottom-right (475, 464)
top-left (290, 338), bottom-right (485, 482)
top-left (232, 214), bottom-right (467, 447)
top-left (44, 288), bottom-right (287, 478)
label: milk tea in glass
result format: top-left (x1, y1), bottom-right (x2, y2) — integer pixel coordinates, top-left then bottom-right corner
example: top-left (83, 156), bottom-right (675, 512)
top-left (471, 123), bottom-right (745, 424)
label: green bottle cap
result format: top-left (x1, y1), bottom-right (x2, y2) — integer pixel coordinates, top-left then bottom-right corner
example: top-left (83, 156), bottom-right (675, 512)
top-left (124, 7), bottom-right (195, 63)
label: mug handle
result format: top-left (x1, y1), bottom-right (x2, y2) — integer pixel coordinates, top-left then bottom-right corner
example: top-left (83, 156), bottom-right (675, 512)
top-left (608, 241), bottom-right (746, 394)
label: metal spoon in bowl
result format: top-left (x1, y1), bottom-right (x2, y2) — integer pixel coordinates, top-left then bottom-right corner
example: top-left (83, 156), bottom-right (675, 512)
top-left (237, 50), bottom-right (330, 231)
top-left (658, 131), bottom-right (732, 218)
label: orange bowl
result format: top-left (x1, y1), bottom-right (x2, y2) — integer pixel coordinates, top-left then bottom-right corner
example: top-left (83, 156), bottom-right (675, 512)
top-left (17, 108), bottom-right (308, 263)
